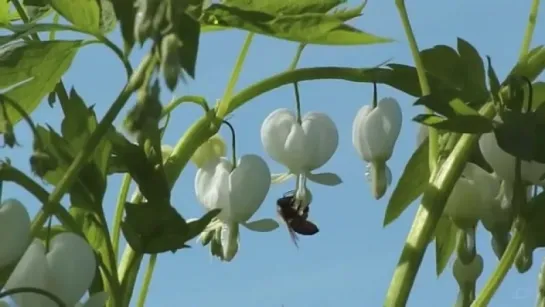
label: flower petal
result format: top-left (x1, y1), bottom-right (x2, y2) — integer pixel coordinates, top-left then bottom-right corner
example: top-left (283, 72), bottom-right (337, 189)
top-left (4, 240), bottom-right (48, 307)
top-left (220, 223), bottom-right (239, 261)
top-left (300, 111), bottom-right (338, 170)
top-left (228, 154), bottom-right (271, 223)
top-left (261, 109), bottom-right (305, 170)
top-left (444, 177), bottom-right (480, 222)
top-left (242, 218), bottom-right (280, 232)
top-left (352, 105), bottom-right (373, 161)
top-left (195, 158), bottom-right (232, 220)
top-left (0, 199), bottom-right (31, 267)
top-left (46, 233), bottom-right (96, 306)
top-left (360, 98), bottom-right (402, 162)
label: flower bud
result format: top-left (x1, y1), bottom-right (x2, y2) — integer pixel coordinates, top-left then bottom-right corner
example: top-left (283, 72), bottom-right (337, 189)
top-left (160, 33), bottom-right (182, 91)
top-left (30, 150), bottom-right (58, 178)
top-left (0, 199), bottom-right (31, 267)
top-left (453, 254), bottom-right (484, 285)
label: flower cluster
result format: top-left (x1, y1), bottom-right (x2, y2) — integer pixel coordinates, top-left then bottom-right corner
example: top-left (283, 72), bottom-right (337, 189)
top-left (0, 199), bottom-right (105, 307)
top-left (193, 97), bottom-right (405, 260)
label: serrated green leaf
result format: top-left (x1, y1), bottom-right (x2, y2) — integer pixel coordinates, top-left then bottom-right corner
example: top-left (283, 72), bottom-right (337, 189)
top-left (413, 95), bottom-right (479, 118)
top-left (435, 217), bottom-right (458, 276)
top-left (421, 44), bottom-right (464, 90)
top-left (98, 0), bottom-right (116, 33)
top-left (383, 140), bottom-right (429, 226)
top-left (457, 38), bottom-right (488, 101)
top-left (201, 4), bottom-right (391, 46)
top-left (0, 40), bottom-right (81, 127)
top-left (186, 209), bottom-right (222, 240)
top-left (50, 0), bottom-right (101, 33)
top-left (413, 114), bottom-right (494, 134)
top-left (222, 0), bottom-right (346, 15)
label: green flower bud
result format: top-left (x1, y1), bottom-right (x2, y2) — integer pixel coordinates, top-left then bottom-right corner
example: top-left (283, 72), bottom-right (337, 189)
top-left (30, 151), bottom-right (58, 178)
top-left (515, 243), bottom-right (533, 273)
top-left (0, 120), bottom-right (18, 148)
top-left (453, 254), bottom-right (484, 285)
top-left (160, 34), bottom-right (182, 91)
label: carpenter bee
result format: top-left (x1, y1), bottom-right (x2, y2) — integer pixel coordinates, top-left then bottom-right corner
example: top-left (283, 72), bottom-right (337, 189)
top-left (276, 191), bottom-right (319, 247)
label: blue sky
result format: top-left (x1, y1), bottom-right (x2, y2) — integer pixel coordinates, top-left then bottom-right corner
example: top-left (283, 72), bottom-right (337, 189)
top-left (3, 0), bottom-right (545, 306)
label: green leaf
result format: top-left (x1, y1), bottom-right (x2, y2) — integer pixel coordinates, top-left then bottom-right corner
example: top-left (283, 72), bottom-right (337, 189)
top-left (434, 217), bottom-right (458, 276)
top-left (0, 0), bottom-right (9, 24)
top-left (69, 207), bottom-right (109, 258)
top-left (98, 0), bottom-right (117, 33)
top-left (23, 0), bottom-right (53, 22)
top-left (486, 56), bottom-right (501, 103)
top-left (413, 95), bottom-right (479, 118)
top-left (34, 224), bottom-right (68, 241)
top-left (121, 202), bottom-right (191, 254)
top-left (172, 12), bottom-right (200, 78)
top-left (508, 45), bottom-right (545, 82)
top-left (523, 191), bottom-right (545, 250)
top-left (383, 140), bottom-right (429, 226)
top-left (413, 114), bottom-right (494, 134)
top-left (457, 38), bottom-right (488, 100)
top-left (0, 40), bottom-right (81, 127)
top-left (201, 4), bottom-right (391, 46)
top-left (110, 0), bottom-right (136, 53)
top-left (221, 0), bottom-right (346, 15)
top-left (493, 111), bottom-right (538, 162)
top-left (108, 130), bottom-right (171, 204)
top-left (50, 0), bottom-right (101, 33)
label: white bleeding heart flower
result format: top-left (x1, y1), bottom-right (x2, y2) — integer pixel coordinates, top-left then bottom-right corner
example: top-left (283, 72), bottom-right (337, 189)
top-left (195, 154), bottom-right (275, 261)
top-left (479, 117), bottom-right (545, 185)
top-left (4, 233), bottom-right (96, 307)
top-left (444, 163), bottom-right (500, 227)
top-left (261, 108), bottom-right (341, 186)
top-left (352, 97), bottom-right (402, 199)
top-left (0, 199), bottom-right (31, 268)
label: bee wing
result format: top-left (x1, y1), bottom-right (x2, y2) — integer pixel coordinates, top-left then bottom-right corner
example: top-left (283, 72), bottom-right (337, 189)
top-left (294, 220), bottom-right (319, 236)
top-left (277, 211), bottom-right (300, 248)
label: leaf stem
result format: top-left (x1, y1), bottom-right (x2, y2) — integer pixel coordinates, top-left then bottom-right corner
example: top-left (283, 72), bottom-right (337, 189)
top-left (518, 0), bottom-right (541, 60)
top-left (288, 44), bottom-right (306, 124)
top-left (136, 254), bottom-right (157, 307)
top-left (217, 32), bottom-right (254, 117)
top-left (161, 95), bottom-right (210, 117)
top-left (394, 0), bottom-right (438, 172)
top-left (471, 220), bottom-right (525, 306)
top-left (384, 102), bottom-right (496, 307)
top-left (112, 174), bottom-right (131, 258)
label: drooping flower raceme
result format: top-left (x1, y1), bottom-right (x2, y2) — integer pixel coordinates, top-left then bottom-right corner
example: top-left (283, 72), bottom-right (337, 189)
top-left (4, 232), bottom-right (107, 307)
top-left (352, 97), bottom-right (402, 199)
top-left (0, 199), bottom-right (31, 268)
top-left (260, 108), bottom-right (341, 186)
top-left (195, 154), bottom-right (276, 261)
top-left (479, 117), bottom-right (545, 185)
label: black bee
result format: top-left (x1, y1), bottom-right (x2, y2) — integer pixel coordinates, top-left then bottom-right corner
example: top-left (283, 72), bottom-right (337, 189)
top-left (276, 191), bottom-right (319, 247)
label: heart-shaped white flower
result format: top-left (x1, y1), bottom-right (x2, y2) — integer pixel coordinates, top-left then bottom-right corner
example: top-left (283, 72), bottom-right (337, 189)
top-left (0, 199), bottom-right (31, 268)
top-left (5, 232), bottom-right (97, 307)
top-left (352, 97), bottom-right (402, 163)
top-left (261, 109), bottom-right (338, 176)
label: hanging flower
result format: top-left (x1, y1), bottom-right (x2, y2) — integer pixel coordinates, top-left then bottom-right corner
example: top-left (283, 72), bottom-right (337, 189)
top-left (4, 232), bottom-right (104, 307)
top-left (260, 108), bottom-right (341, 186)
top-left (194, 154), bottom-right (278, 261)
top-left (443, 163), bottom-right (501, 228)
top-left (0, 199), bottom-right (31, 268)
top-left (352, 97), bottom-right (402, 199)
top-left (479, 118), bottom-right (545, 185)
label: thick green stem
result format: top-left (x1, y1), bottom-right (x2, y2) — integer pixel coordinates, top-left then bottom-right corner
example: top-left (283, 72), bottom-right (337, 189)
top-left (395, 0), bottom-right (438, 172)
top-left (518, 0), bottom-right (541, 60)
top-left (136, 254), bottom-right (157, 307)
top-left (384, 103), bottom-right (496, 307)
top-left (112, 174), bottom-right (131, 258)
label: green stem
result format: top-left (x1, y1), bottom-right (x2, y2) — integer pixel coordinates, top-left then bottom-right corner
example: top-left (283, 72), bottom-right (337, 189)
top-left (395, 0), bottom-right (438, 172)
top-left (384, 102), bottom-right (496, 307)
top-left (288, 44), bottom-right (306, 124)
top-left (471, 220), bottom-right (525, 306)
top-left (518, 0), bottom-right (541, 60)
top-left (112, 174), bottom-right (131, 258)
top-left (136, 254), bottom-right (157, 307)
top-left (217, 32), bottom-right (254, 117)
top-left (161, 95), bottom-right (209, 117)
top-left (221, 66), bottom-right (389, 117)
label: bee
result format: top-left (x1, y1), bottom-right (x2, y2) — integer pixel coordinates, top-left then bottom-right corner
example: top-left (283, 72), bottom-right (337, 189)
top-left (276, 190), bottom-right (319, 247)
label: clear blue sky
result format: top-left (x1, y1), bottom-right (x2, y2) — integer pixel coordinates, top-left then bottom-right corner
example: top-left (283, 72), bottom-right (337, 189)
top-left (4, 0), bottom-right (545, 306)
